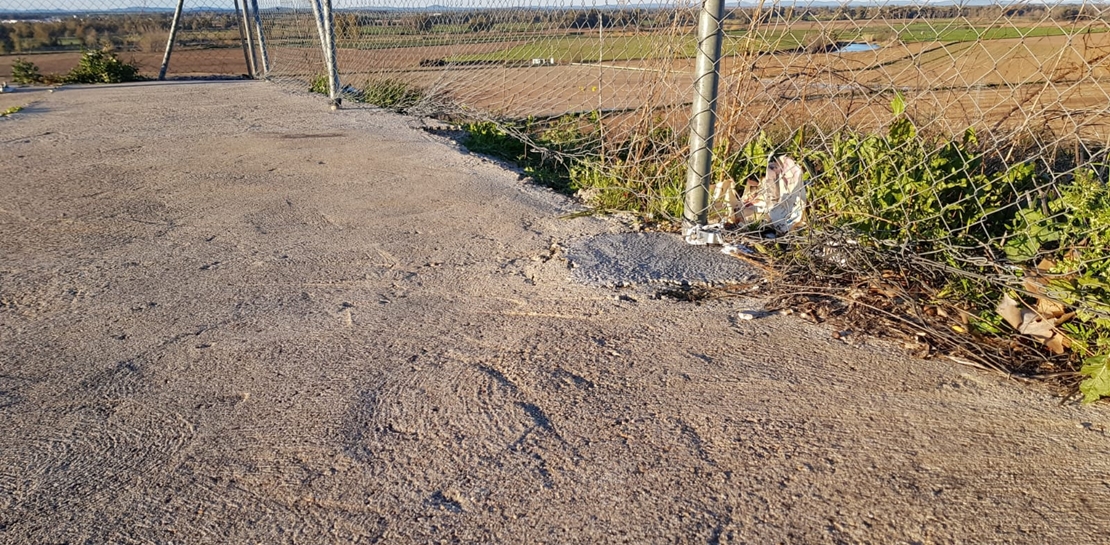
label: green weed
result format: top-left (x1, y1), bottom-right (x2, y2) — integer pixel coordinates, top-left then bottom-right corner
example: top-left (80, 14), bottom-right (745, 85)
top-left (11, 58), bottom-right (43, 85)
top-left (728, 94), bottom-right (1110, 400)
top-left (461, 99), bottom-right (1109, 399)
top-left (359, 78), bottom-right (424, 110)
top-left (65, 48), bottom-right (142, 84)
top-left (309, 74), bottom-right (328, 95)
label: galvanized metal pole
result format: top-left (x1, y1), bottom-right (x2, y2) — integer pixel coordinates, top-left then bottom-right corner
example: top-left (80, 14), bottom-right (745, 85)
top-left (308, 0), bottom-right (336, 103)
top-left (683, 0), bottom-right (726, 244)
top-left (309, 0), bottom-right (329, 61)
top-left (319, 0), bottom-right (342, 108)
top-left (249, 0), bottom-right (271, 76)
top-left (157, 0), bottom-right (185, 80)
top-left (233, 0), bottom-right (253, 76)
top-left (239, 0), bottom-right (259, 77)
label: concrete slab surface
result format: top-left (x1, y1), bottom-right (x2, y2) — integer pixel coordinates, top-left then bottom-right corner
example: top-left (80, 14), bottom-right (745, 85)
top-left (1, 81), bottom-right (1109, 543)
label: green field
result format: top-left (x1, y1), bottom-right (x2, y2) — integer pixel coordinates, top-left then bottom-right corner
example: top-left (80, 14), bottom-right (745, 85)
top-left (447, 34), bottom-right (692, 63)
top-left (892, 21), bottom-right (1108, 42)
top-left (435, 21), bottom-right (1110, 64)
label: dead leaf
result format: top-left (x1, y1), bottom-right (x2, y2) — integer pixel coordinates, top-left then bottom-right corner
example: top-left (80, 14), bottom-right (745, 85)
top-left (1018, 311), bottom-right (1055, 341)
top-left (1044, 334), bottom-right (1067, 355)
top-left (1023, 277), bottom-right (1046, 295)
top-left (997, 295), bottom-right (1023, 329)
top-left (1035, 297), bottom-right (1066, 319)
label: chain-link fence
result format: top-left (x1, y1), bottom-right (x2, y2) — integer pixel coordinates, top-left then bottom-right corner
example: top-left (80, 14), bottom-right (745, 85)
top-left (0, 0), bottom-right (253, 80)
top-left (251, 0), bottom-right (1110, 389)
top-left (3, 0), bottom-right (1109, 389)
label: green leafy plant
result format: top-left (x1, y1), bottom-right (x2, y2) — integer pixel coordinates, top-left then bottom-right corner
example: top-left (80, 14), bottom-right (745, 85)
top-left (724, 93), bottom-right (1110, 401)
top-left (64, 48), bottom-right (141, 84)
top-left (11, 58), bottom-right (43, 84)
top-left (456, 95), bottom-right (1110, 400)
top-left (1080, 355), bottom-right (1110, 403)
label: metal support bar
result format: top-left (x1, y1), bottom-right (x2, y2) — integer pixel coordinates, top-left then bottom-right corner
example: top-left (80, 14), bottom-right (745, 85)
top-left (157, 0), bottom-right (185, 80)
top-left (308, 0), bottom-right (335, 103)
top-left (683, 0), bottom-right (726, 243)
top-left (319, 0), bottom-right (342, 107)
top-left (309, 0), bottom-right (329, 61)
top-left (240, 0), bottom-right (259, 77)
top-left (234, 0), bottom-right (253, 76)
top-left (249, 0), bottom-right (271, 76)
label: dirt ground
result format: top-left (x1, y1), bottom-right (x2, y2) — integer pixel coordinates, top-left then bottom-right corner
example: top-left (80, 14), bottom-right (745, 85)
top-left (8, 31), bottom-right (1110, 131)
top-left (2, 81), bottom-right (1110, 543)
top-left (0, 49), bottom-right (249, 81)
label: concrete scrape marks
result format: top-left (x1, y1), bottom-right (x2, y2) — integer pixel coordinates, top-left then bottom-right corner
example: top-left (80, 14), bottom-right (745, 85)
top-left (518, 402), bottom-right (556, 434)
top-left (338, 389), bottom-right (381, 464)
top-left (274, 132), bottom-right (347, 140)
top-left (339, 349), bottom-right (577, 499)
top-left (243, 198), bottom-right (341, 236)
top-left (476, 364), bottom-right (518, 392)
top-left (4, 407), bottom-right (196, 540)
top-left (0, 375), bottom-right (26, 411)
top-left (77, 358), bottom-right (146, 400)
top-left (0, 356), bottom-right (198, 540)
top-left (550, 368), bottom-right (595, 392)
top-left (0, 270), bottom-right (75, 319)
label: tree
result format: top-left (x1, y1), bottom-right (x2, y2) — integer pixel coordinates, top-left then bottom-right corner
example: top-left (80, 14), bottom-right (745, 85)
top-left (0, 25), bottom-right (14, 54)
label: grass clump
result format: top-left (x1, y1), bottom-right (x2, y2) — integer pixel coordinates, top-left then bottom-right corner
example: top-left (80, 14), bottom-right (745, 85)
top-left (309, 73), bottom-right (328, 95)
top-left (360, 78), bottom-right (424, 110)
top-left (461, 119), bottom-right (577, 193)
top-left (1, 105), bottom-right (24, 117)
top-left (461, 113), bottom-right (688, 225)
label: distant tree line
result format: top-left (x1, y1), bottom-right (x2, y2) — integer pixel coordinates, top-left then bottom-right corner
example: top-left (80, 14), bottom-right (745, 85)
top-left (3, 4), bottom-right (1109, 55)
top-left (0, 13), bottom-right (238, 54)
top-left (727, 3), bottom-right (1108, 23)
top-left (331, 8), bottom-right (698, 38)
top-left (329, 4), bottom-right (1110, 38)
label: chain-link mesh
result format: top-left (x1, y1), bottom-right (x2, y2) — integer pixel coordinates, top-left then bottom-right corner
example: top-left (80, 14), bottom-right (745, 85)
top-left (256, 0), bottom-right (701, 220)
top-left (0, 0), bottom-right (252, 80)
top-left (702, 3), bottom-right (1110, 377)
top-left (252, 0), bottom-right (1110, 379)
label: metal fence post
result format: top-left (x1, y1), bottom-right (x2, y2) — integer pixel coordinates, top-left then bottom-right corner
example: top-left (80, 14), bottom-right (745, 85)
top-left (157, 0), bottom-right (185, 80)
top-left (320, 0), bottom-right (342, 108)
top-left (308, 0), bottom-right (341, 107)
top-left (239, 0), bottom-right (259, 77)
top-left (249, 0), bottom-right (271, 76)
top-left (234, 0), bottom-right (253, 76)
top-left (683, 0), bottom-right (726, 244)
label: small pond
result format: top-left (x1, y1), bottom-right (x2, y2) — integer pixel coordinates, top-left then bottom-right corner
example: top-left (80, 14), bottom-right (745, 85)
top-left (837, 42), bottom-right (881, 53)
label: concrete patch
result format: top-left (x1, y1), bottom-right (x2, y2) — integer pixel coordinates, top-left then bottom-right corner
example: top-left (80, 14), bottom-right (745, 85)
top-left (565, 232), bottom-right (761, 286)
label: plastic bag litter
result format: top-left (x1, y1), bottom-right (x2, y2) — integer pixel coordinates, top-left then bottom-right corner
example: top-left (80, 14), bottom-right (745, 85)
top-left (713, 156), bottom-right (806, 235)
top-left (742, 156), bottom-right (806, 234)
